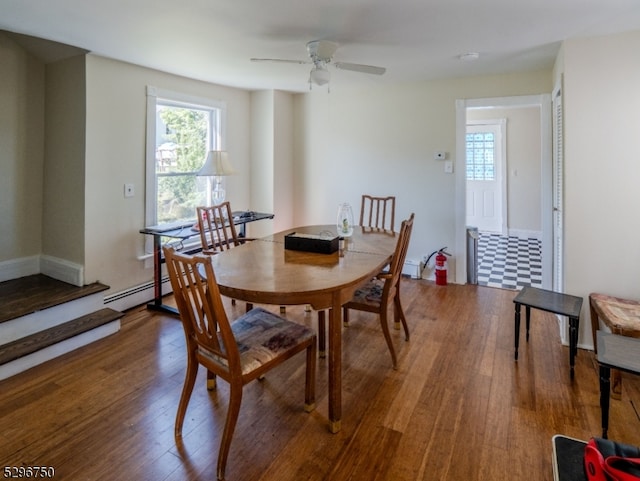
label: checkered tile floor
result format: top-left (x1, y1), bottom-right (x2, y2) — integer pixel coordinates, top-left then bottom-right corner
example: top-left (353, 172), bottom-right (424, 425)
top-left (477, 232), bottom-right (542, 290)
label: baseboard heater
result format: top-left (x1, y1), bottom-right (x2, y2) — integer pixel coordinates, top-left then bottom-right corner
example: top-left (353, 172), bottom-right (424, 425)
top-left (104, 276), bottom-right (173, 311)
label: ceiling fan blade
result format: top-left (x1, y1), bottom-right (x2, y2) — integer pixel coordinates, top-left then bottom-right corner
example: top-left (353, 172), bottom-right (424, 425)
top-left (334, 62), bottom-right (386, 75)
top-left (250, 58), bottom-right (310, 65)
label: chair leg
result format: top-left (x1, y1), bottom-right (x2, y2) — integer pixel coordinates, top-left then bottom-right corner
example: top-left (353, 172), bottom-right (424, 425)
top-left (343, 306), bottom-right (350, 327)
top-left (207, 369), bottom-right (217, 390)
top-left (317, 310), bottom-right (326, 358)
top-left (217, 381), bottom-right (243, 481)
top-left (246, 303), bottom-right (254, 312)
top-left (175, 350), bottom-right (199, 438)
top-left (394, 292), bottom-right (410, 341)
top-left (305, 341), bottom-right (317, 412)
top-left (379, 308), bottom-right (398, 369)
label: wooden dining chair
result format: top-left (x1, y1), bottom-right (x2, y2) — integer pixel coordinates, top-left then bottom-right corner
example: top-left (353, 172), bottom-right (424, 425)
top-left (197, 201), bottom-right (253, 254)
top-left (320, 213), bottom-right (414, 368)
top-left (315, 195), bottom-right (397, 339)
top-left (197, 201), bottom-right (255, 311)
top-left (163, 246), bottom-right (317, 481)
top-left (360, 195), bottom-right (396, 232)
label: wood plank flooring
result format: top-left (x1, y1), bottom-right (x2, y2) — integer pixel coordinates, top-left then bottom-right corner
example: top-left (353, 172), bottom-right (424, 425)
top-left (1, 280), bottom-right (639, 480)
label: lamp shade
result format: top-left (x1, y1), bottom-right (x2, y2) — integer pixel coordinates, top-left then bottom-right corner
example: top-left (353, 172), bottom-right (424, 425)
top-left (197, 151), bottom-right (235, 176)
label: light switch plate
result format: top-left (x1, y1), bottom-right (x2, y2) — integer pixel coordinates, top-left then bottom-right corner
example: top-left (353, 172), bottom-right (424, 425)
top-left (444, 161), bottom-right (454, 173)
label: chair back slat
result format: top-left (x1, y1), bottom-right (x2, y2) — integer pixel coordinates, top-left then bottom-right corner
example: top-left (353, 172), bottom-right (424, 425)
top-left (360, 195), bottom-right (396, 232)
top-left (197, 202), bottom-right (240, 253)
top-left (163, 246), bottom-right (241, 373)
top-left (383, 213), bottom-right (415, 300)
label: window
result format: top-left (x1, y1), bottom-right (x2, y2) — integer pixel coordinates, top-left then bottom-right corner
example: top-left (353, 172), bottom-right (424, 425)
top-left (466, 131), bottom-right (495, 180)
top-left (145, 86), bottom-right (226, 228)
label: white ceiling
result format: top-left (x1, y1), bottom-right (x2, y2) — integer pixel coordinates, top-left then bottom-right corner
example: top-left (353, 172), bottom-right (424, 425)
top-left (2, 0), bottom-right (640, 93)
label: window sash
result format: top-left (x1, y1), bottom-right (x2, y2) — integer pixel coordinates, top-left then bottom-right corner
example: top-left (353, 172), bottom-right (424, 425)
top-left (145, 86), bottom-right (226, 228)
top-left (144, 86), bottom-right (226, 254)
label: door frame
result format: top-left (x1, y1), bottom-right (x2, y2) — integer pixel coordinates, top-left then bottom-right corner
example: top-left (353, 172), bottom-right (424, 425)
top-left (454, 94), bottom-right (552, 288)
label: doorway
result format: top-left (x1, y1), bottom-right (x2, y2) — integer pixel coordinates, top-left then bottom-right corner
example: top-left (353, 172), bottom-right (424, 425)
top-left (454, 95), bottom-right (552, 290)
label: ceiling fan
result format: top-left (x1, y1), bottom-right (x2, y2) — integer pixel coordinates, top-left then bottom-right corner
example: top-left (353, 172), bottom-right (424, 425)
top-left (251, 40), bottom-right (386, 88)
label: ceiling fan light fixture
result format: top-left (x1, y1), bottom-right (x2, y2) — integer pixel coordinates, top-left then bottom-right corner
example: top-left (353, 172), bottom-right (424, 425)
top-left (309, 65), bottom-right (331, 86)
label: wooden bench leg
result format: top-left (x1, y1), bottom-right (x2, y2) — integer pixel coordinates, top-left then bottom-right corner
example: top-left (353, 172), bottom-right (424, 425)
top-left (611, 369), bottom-right (622, 400)
top-left (590, 295), bottom-right (622, 399)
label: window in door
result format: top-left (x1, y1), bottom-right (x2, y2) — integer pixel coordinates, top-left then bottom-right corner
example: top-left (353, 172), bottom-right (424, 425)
top-left (466, 131), bottom-right (495, 181)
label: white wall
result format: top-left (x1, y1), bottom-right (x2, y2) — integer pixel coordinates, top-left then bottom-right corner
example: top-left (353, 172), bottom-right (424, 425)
top-left (292, 72), bottom-right (552, 275)
top-left (562, 30), bottom-right (640, 347)
top-left (273, 90), bottom-right (295, 234)
top-left (250, 90), bottom-right (276, 238)
top-left (84, 55), bottom-right (253, 293)
top-left (249, 89), bottom-right (294, 238)
top-left (0, 33), bottom-right (44, 270)
top-left (43, 55), bottom-right (86, 266)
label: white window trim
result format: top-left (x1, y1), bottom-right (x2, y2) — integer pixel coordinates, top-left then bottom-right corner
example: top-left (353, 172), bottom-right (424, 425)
top-left (144, 85), bottom-right (227, 255)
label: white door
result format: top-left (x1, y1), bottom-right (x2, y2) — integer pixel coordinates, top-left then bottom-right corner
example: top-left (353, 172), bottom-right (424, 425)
top-left (466, 121), bottom-right (506, 233)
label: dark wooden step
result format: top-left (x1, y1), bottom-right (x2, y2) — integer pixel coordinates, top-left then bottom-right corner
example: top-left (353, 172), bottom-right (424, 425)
top-left (0, 274), bottom-right (110, 324)
top-left (0, 308), bottom-right (123, 365)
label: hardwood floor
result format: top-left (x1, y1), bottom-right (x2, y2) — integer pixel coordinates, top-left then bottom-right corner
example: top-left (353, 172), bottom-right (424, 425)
top-left (1, 280), bottom-right (639, 480)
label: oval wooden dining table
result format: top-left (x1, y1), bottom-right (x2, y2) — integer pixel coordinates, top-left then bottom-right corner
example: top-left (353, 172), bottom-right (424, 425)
top-left (209, 225), bottom-right (398, 433)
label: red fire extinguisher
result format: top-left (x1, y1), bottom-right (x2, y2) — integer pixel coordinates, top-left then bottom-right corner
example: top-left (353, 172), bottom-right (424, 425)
top-left (434, 247), bottom-right (450, 286)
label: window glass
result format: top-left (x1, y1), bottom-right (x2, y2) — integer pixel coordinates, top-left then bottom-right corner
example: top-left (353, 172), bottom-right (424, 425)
top-left (145, 87), bottom-right (224, 229)
top-left (155, 104), bottom-right (210, 224)
top-left (466, 132), bottom-right (495, 181)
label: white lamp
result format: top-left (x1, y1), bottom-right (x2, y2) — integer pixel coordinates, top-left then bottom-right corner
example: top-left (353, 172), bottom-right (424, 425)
top-left (197, 150), bottom-right (235, 205)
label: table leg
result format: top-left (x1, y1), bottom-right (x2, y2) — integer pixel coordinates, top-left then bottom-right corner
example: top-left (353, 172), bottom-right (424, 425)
top-left (600, 364), bottom-right (611, 439)
top-left (328, 293), bottom-right (342, 433)
top-left (569, 316), bottom-right (579, 378)
top-left (525, 305), bottom-right (531, 342)
top-left (514, 302), bottom-right (521, 360)
top-left (318, 310), bottom-right (326, 358)
top-left (146, 234), bottom-right (179, 316)
top-left (152, 234), bottom-right (162, 305)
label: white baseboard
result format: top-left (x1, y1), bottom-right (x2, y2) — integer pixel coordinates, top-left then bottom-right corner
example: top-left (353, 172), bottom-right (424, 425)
top-left (0, 256), bottom-right (40, 283)
top-left (40, 255), bottom-right (84, 286)
top-left (506, 229), bottom-right (542, 240)
top-left (0, 255), bottom-right (84, 286)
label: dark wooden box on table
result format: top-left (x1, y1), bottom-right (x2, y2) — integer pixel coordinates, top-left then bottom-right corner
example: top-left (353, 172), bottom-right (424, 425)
top-left (284, 232), bottom-right (339, 254)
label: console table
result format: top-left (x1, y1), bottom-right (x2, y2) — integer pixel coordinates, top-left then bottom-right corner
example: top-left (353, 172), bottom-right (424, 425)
top-left (140, 211), bottom-right (273, 315)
